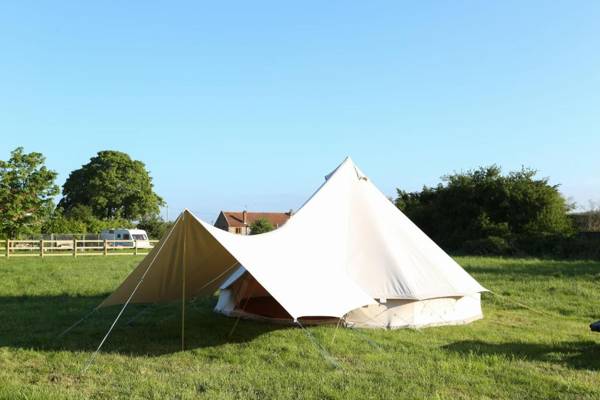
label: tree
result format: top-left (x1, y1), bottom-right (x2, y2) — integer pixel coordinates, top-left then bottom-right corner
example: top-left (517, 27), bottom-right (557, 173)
top-left (395, 165), bottom-right (573, 253)
top-left (42, 204), bottom-right (131, 234)
top-left (42, 210), bottom-right (87, 235)
top-left (59, 151), bottom-right (164, 220)
top-left (0, 147), bottom-right (59, 238)
top-left (249, 218), bottom-right (274, 235)
top-left (137, 214), bottom-right (174, 239)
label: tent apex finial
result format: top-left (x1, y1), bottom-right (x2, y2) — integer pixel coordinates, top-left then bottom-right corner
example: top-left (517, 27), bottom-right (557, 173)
top-left (343, 156), bottom-right (356, 166)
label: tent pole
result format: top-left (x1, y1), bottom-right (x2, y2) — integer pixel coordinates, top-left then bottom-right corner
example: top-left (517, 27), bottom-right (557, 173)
top-left (181, 213), bottom-right (187, 352)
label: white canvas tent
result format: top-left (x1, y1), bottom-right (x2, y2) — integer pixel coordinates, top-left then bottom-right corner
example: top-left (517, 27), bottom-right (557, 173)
top-left (100, 158), bottom-right (486, 329)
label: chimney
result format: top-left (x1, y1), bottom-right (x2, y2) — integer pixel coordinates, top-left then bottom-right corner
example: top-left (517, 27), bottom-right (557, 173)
top-left (242, 210), bottom-right (247, 225)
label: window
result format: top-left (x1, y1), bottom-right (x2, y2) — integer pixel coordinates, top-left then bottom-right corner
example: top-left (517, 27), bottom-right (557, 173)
top-left (116, 233), bottom-right (122, 239)
top-left (132, 234), bottom-right (146, 240)
top-left (123, 234), bottom-right (130, 240)
top-left (235, 227), bottom-right (242, 234)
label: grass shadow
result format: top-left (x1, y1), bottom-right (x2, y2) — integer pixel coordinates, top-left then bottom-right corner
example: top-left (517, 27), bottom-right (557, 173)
top-left (443, 340), bottom-right (600, 370)
top-left (0, 294), bottom-right (284, 356)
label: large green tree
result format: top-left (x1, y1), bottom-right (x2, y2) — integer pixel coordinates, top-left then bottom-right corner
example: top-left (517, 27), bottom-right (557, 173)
top-left (395, 165), bottom-right (573, 252)
top-left (0, 147), bottom-right (59, 238)
top-left (59, 151), bottom-right (164, 220)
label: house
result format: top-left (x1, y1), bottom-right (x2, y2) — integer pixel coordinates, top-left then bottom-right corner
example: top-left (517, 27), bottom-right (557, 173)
top-left (214, 210), bottom-right (293, 235)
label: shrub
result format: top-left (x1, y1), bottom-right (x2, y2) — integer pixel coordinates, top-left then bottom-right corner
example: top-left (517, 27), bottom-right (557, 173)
top-left (137, 215), bottom-right (174, 239)
top-left (396, 165), bottom-right (574, 254)
top-left (461, 236), bottom-right (512, 256)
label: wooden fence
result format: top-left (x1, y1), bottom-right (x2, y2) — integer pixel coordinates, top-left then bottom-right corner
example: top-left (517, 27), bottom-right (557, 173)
top-left (0, 239), bottom-right (159, 258)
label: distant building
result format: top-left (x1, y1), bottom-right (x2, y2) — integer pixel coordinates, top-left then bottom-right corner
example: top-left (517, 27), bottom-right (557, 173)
top-left (214, 210), bottom-right (293, 235)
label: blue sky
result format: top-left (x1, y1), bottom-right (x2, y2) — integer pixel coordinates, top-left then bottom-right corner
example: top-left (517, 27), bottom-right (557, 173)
top-left (1, 1), bottom-right (598, 221)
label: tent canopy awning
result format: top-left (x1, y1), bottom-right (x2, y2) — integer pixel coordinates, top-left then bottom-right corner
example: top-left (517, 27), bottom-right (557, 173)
top-left (100, 209), bottom-right (375, 319)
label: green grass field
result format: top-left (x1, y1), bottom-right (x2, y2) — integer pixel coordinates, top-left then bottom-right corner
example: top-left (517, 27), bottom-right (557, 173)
top-left (0, 256), bottom-right (598, 399)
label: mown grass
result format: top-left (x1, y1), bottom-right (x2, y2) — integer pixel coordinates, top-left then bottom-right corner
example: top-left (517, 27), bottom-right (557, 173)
top-left (0, 256), bottom-right (598, 399)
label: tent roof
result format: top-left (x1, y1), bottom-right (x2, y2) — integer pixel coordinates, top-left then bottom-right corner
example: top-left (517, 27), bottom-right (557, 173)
top-left (100, 157), bottom-right (485, 319)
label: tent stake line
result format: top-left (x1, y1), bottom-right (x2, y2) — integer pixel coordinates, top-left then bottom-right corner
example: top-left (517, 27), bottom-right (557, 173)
top-left (330, 317), bottom-right (343, 346)
top-left (80, 215), bottom-right (182, 374)
top-left (296, 320), bottom-right (341, 369)
top-left (56, 307), bottom-right (98, 339)
top-left (487, 290), bottom-right (571, 320)
top-left (125, 304), bottom-right (154, 326)
top-left (346, 327), bottom-right (384, 351)
top-left (228, 281), bottom-right (256, 338)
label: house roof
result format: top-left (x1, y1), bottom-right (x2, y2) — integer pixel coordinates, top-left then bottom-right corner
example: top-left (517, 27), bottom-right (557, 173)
top-left (222, 211), bottom-right (291, 228)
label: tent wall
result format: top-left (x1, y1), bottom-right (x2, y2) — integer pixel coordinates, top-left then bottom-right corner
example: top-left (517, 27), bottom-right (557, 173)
top-left (215, 272), bottom-right (482, 329)
top-left (344, 294), bottom-right (482, 329)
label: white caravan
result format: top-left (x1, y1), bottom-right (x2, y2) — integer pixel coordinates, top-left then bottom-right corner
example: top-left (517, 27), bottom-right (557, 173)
top-left (100, 229), bottom-right (152, 248)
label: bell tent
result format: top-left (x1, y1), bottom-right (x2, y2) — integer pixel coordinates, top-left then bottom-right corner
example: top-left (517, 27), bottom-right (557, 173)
top-left (100, 158), bottom-right (486, 329)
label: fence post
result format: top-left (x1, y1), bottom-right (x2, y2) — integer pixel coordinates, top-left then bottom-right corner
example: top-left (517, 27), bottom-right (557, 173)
top-left (40, 240), bottom-right (44, 257)
top-left (104, 240), bottom-right (108, 256)
top-left (5, 239), bottom-right (9, 258)
top-left (134, 240), bottom-right (138, 255)
top-left (73, 239), bottom-right (77, 257)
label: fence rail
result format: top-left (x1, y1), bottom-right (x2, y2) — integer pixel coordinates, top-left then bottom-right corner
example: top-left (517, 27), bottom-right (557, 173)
top-left (0, 239), bottom-right (159, 258)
